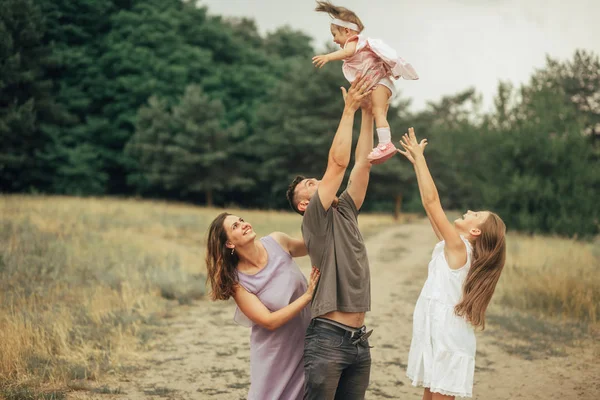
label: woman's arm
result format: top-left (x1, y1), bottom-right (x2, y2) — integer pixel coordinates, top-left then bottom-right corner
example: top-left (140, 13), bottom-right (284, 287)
top-left (233, 267), bottom-right (320, 331)
top-left (399, 128), bottom-right (466, 267)
top-left (269, 232), bottom-right (308, 257)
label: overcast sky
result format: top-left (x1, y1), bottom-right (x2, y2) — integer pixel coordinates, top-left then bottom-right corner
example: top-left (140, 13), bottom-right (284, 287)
top-left (199, 0), bottom-right (599, 112)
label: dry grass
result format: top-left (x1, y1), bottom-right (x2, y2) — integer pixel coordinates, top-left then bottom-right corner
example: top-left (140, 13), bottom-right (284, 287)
top-left (0, 195), bottom-right (399, 395)
top-left (496, 233), bottom-right (600, 326)
top-left (4, 194), bottom-right (595, 395)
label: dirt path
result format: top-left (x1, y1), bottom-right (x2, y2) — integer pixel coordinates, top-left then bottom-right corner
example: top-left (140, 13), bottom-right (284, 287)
top-left (70, 220), bottom-right (599, 399)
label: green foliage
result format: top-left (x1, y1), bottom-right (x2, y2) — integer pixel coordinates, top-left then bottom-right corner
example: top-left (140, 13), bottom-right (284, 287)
top-left (127, 85), bottom-right (251, 206)
top-left (482, 90), bottom-right (599, 237)
top-left (249, 59), bottom-right (347, 208)
top-left (34, 0), bottom-right (118, 194)
top-left (264, 26), bottom-right (314, 59)
top-left (530, 50), bottom-right (600, 139)
top-left (0, 0), bottom-right (64, 191)
top-left (411, 57), bottom-right (599, 237)
top-left (0, 0), bottom-right (597, 236)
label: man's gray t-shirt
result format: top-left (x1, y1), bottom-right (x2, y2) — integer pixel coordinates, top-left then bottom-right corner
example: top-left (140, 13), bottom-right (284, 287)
top-left (301, 189), bottom-right (370, 319)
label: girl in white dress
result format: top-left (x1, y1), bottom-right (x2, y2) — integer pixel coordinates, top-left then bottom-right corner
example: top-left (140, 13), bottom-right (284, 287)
top-left (397, 128), bottom-right (507, 399)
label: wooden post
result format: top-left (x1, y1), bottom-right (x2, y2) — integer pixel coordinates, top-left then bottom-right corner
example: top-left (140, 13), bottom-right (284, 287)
top-left (394, 193), bottom-right (403, 220)
top-left (206, 189), bottom-right (214, 208)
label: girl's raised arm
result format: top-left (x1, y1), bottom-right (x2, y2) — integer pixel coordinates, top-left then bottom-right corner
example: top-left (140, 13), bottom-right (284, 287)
top-left (398, 128), bottom-right (466, 268)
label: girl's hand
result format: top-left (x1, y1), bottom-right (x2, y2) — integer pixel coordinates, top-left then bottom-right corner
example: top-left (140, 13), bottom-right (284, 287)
top-left (312, 54), bottom-right (330, 68)
top-left (305, 267), bottom-right (321, 299)
top-left (398, 127), bottom-right (428, 163)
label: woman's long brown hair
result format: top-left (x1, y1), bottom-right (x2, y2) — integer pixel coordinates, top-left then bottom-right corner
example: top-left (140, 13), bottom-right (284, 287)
top-left (455, 212), bottom-right (506, 330)
top-left (315, 1), bottom-right (365, 32)
top-left (205, 212), bottom-right (239, 301)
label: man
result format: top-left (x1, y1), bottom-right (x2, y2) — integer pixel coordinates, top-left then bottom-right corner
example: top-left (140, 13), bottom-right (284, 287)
top-left (286, 74), bottom-right (376, 399)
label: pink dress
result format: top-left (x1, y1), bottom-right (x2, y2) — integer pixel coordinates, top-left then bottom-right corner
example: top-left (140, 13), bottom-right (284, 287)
top-left (342, 34), bottom-right (418, 98)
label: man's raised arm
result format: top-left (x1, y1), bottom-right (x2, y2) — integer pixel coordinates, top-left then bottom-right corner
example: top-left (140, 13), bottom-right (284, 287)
top-left (318, 75), bottom-right (373, 211)
top-left (346, 104), bottom-right (375, 210)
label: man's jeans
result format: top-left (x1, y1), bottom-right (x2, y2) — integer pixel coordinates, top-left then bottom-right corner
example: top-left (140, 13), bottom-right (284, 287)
top-left (303, 318), bottom-right (372, 400)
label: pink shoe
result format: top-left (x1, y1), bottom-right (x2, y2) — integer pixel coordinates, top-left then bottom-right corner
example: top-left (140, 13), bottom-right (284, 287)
top-left (367, 142), bottom-right (397, 164)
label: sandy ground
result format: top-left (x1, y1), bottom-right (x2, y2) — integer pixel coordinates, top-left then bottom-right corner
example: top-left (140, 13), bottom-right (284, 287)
top-left (69, 220), bottom-right (600, 400)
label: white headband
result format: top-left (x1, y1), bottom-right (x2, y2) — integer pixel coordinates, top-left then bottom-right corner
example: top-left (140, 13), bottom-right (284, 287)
top-left (331, 18), bottom-right (359, 32)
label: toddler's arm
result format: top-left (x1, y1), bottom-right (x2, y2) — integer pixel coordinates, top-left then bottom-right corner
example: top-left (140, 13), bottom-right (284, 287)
top-left (312, 41), bottom-right (357, 68)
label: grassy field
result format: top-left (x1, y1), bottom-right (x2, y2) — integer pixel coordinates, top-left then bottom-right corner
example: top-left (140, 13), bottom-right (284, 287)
top-left (500, 233), bottom-right (600, 324)
top-left (0, 195), bottom-right (398, 397)
top-left (0, 195), bottom-right (598, 397)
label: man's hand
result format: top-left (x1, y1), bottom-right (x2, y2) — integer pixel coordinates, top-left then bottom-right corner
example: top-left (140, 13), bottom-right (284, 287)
top-left (340, 74), bottom-right (374, 113)
top-left (312, 54), bottom-right (330, 68)
top-left (360, 96), bottom-right (373, 114)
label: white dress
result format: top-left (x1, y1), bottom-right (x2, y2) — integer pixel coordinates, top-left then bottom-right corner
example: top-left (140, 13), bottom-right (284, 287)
top-left (406, 236), bottom-right (476, 398)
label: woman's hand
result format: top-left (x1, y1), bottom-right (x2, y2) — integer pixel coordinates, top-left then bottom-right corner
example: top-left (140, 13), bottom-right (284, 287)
top-left (398, 127), bottom-right (428, 164)
top-left (305, 266), bottom-right (321, 299)
top-left (312, 54), bottom-right (330, 68)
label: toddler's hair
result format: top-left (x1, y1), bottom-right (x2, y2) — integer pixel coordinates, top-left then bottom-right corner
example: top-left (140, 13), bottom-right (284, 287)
top-left (315, 1), bottom-right (364, 32)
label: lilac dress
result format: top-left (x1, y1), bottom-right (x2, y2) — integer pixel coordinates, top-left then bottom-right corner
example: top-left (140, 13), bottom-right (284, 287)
top-left (234, 235), bottom-right (311, 400)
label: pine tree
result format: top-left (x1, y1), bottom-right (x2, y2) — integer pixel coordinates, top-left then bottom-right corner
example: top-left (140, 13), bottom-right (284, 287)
top-left (0, 0), bottom-right (63, 191)
top-left (127, 85), bottom-right (252, 206)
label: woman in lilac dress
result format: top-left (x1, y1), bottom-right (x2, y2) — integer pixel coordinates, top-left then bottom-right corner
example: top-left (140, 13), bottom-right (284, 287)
top-left (206, 212), bottom-right (319, 400)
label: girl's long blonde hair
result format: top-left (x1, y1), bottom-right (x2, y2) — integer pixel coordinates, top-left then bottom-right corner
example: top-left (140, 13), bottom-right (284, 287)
top-left (455, 212), bottom-right (506, 330)
top-left (315, 1), bottom-right (365, 32)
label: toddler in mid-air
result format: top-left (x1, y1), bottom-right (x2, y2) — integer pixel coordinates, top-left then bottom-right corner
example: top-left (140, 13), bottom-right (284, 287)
top-left (313, 1), bottom-right (419, 164)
